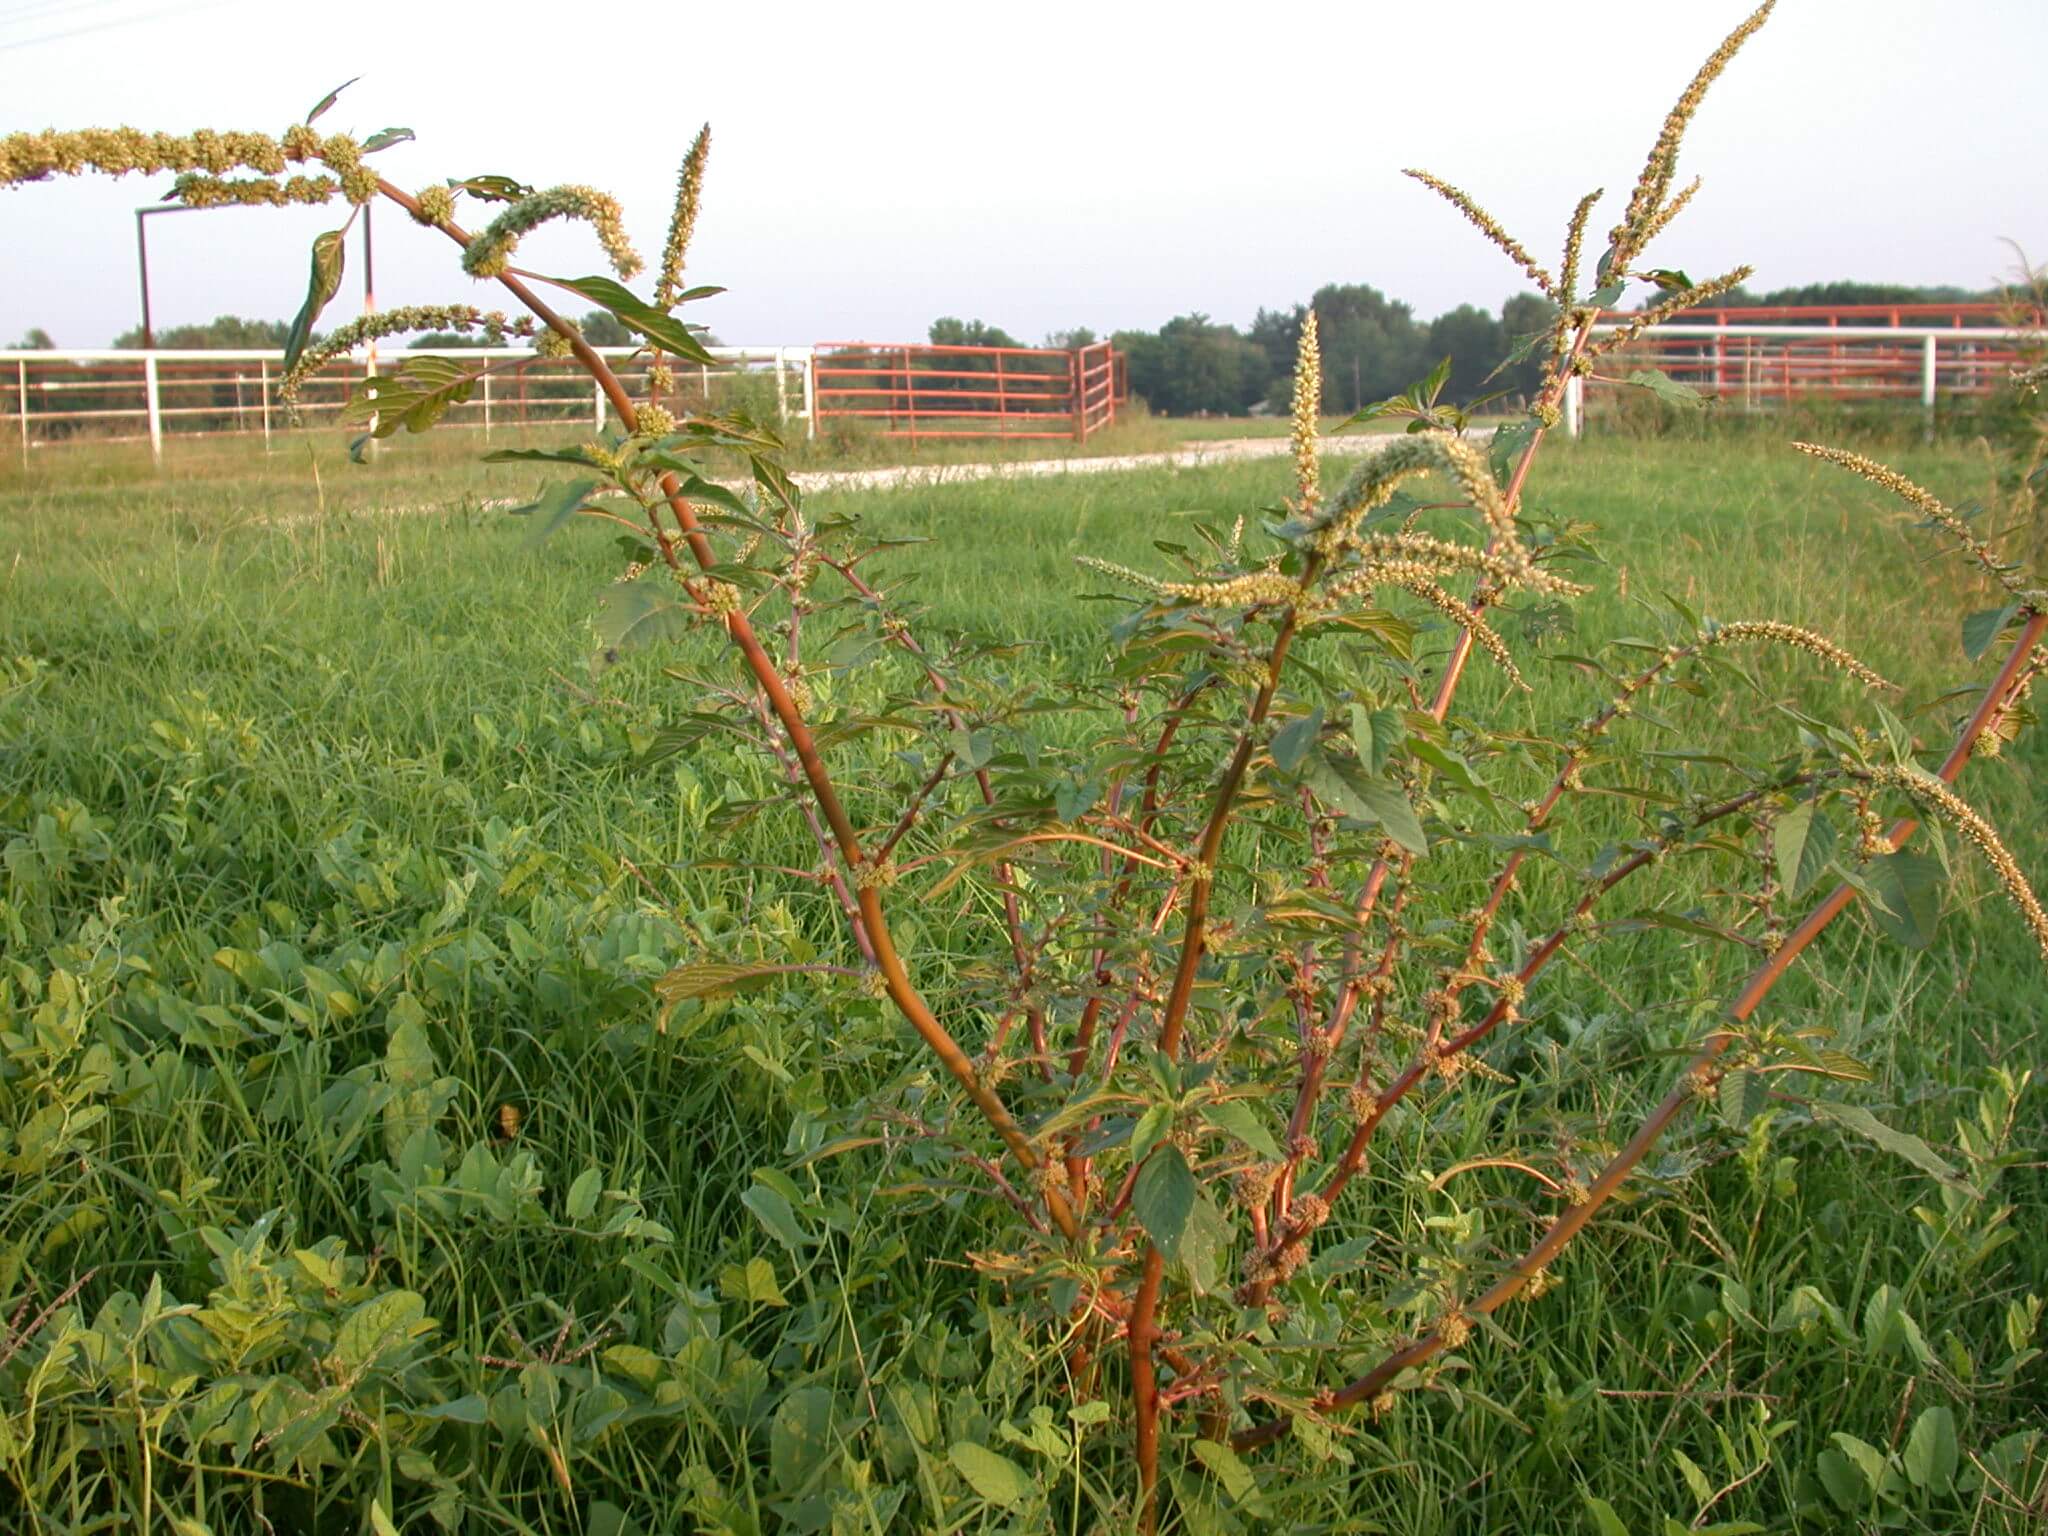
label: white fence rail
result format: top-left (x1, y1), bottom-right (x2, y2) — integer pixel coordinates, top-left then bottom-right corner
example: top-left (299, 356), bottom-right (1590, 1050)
top-left (1, 345), bottom-right (818, 462)
top-left (1567, 323), bottom-right (2030, 435)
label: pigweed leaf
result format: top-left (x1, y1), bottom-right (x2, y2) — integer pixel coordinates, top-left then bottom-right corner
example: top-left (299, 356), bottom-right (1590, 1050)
top-left (1271, 708), bottom-right (1323, 774)
top-left (552, 274), bottom-right (719, 366)
top-left (1132, 1145), bottom-right (1196, 1261)
top-left (510, 476), bottom-right (603, 544)
top-left (1178, 1190), bottom-right (1228, 1295)
top-left (948, 1442), bottom-right (1033, 1509)
top-left (1626, 369), bottom-right (1707, 409)
top-left (339, 356), bottom-right (480, 440)
top-left (1587, 280), bottom-right (1628, 308)
top-left (1192, 1440), bottom-right (1260, 1506)
top-left (305, 78), bottom-right (358, 124)
top-left (1304, 751), bottom-right (1428, 855)
top-left (655, 961), bottom-right (786, 1011)
top-left (1205, 1099), bottom-right (1282, 1160)
top-left (1349, 704), bottom-right (1404, 775)
top-left (1773, 800), bottom-right (1836, 897)
top-left (450, 174), bottom-right (534, 203)
top-left (1489, 419), bottom-right (1538, 488)
top-left (283, 229), bottom-right (346, 372)
top-left (1811, 1101), bottom-right (1974, 1193)
top-left (1854, 850), bottom-right (1943, 949)
top-left (361, 127), bottom-right (415, 155)
top-left (1129, 1101), bottom-right (1173, 1164)
top-left (1962, 604), bottom-right (2019, 662)
top-left (1903, 1406), bottom-right (1958, 1492)
top-left (1717, 1070), bottom-right (1768, 1130)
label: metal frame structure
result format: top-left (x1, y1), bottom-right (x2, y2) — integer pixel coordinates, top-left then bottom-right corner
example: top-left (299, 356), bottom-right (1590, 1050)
top-left (1, 345), bottom-right (815, 462)
top-left (810, 339), bottom-right (1127, 444)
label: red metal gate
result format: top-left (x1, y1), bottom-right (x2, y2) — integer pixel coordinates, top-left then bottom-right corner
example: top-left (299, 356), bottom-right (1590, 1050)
top-left (810, 340), bottom-right (1127, 444)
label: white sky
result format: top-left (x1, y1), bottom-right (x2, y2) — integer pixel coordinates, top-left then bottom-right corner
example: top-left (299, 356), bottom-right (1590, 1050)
top-left (3, 0), bottom-right (2044, 349)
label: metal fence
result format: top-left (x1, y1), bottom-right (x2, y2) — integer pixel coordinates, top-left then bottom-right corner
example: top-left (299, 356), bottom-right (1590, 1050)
top-left (0, 345), bottom-right (816, 461)
top-left (1569, 314), bottom-right (2034, 434)
top-left (811, 340), bottom-right (1129, 444)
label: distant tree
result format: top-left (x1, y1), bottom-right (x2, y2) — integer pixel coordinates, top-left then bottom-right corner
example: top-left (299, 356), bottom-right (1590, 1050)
top-left (579, 308), bottom-right (633, 347)
top-left (1249, 306), bottom-right (1305, 397)
top-left (1309, 284), bottom-right (1428, 413)
top-left (1118, 314), bottom-right (1270, 416)
top-left (1498, 292), bottom-right (1561, 401)
top-left (1424, 304), bottom-right (1506, 403)
top-left (8, 328), bottom-right (55, 350)
top-left (929, 317), bottom-right (1022, 350)
top-left (1043, 327), bottom-right (1098, 350)
top-left (113, 315), bottom-right (292, 349)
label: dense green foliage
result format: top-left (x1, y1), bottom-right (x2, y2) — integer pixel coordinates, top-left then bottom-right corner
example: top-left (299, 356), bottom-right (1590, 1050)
top-left (2, 435), bottom-right (2043, 1533)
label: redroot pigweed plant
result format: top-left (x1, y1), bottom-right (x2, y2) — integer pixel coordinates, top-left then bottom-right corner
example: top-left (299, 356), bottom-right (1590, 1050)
top-left (7, 1), bottom-right (2047, 1524)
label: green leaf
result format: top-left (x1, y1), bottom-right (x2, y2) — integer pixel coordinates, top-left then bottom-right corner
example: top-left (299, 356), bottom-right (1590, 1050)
top-left (1193, 1440), bottom-right (1259, 1504)
top-left (770, 1387), bottom-right (835, 1496)
top-left (1625, 369), bottom-right (1706, 409)
top-left (741, 1181), bottom-right (812, 1251)
top-left (1815, 1447), bottom-right (1872, 1513)
top-left (1349, 704), bottom-right (1404, 775)
top-left (1205, 1099), bottom-right (1281, 1160)
top-left (509, 476), bottom-right (602, 543)
top-left (1129, 1101), bottom-right (1172, 1164)
top-left (283, 228), bottom-right (346, 372)
top-left (718, 1255), bottom-right (785, 1306)
top-left (1811, 1101), bottom-right (1973, 1191)
top-left (1177, 1190), bottom-right (1227, 1296)
top-left (1270, 707), bottom-right (1323, 774)
top-left (1773, 801), bottom-right (1837, 898)
top-left (370, 1501), bottom-right (400, 1536)
top-left (565, 1167), bottom-right (602, 1222)
top-left (305, 78), bottom-right (358, 125)
top-left (1717, 1070), bottom-right (1768, 1131)
top-left (334, 1290), bottom-right (431, 1372)
top-left (338, 356), bottom-right (480, 440)
top-left (653, 961), bottom-right (786, 1022)
top-left (1303, 752), bottom-right (1427, 854)
top-left (1132, 1145), bottom-right (1196, 1261)
top-left (948, 1442), bottom-right (1033, 1509)
top-left (1582, 1493), bottom-right (1631, 1536)
top-left (1962, 604), bottom-right (2019, 662)
top-left (1672, 1448), bottom-right (1714, 1507)
top-left (594, 584), bottom-right (688, 661)
top-left (382, 995), bottom-right (439, 1162)
top-left (449, 174), bottom-right (533, 204)
top-left (1488, 419), bottom-right (1538, 489)
top-left (551, 274), bottom-right (718, 366)
top-left (1858, 850), bottom-right (1943, 949)
top-left (1903, 1406), bottom-right (1957, 1492)
top-left (361, 127), bottom-right (414, 155)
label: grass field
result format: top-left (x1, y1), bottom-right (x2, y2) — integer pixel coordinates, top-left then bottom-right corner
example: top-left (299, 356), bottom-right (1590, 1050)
top-left (1, 428), bottom-right (2043, 1534)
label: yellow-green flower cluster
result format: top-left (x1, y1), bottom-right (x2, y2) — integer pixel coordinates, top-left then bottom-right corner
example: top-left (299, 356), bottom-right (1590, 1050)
top-left (1703, 619), bottom-right (1896, 691)
top-left (1289, 311), bottom-right (1323, 515)
top-left (1792, 442), bottom-right (2031, 598)
top-left (171, 173), bottom-right (337, 208)
top-left (462, 185), bottom-right (643, 281)
top-left (1387, 573), bottom-right (1528, 689)
top-left (1405, 169), bottom-right (1554, 296)
top-left (278, 304), bottom-right (508, 412)
top-left (1587, 265), bottom-right (1754, 356)
top-left (1612, 1), bottom-right (1775, 264)
top-left (657, 125), bottom-right (711, 310)
top-left (1870, 765), bottom-right (2048, 963)
top-left (1, 126), bottom-right (291, 185)
top-left (412, 184), bottom-right (456, 227)
top-left (633, 402), bottom-right (677, 438)
top-left (1076, 557), bottom-right (1302, 611)
top-left (534, 327), bottom-right (576, 359)
top-left (1558, 188), bottom-right (1602, 305)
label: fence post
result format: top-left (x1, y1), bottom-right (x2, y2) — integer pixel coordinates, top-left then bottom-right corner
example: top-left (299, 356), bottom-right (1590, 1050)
top-left (260, 358), bottom-right (272, 448)
top-left (1920, 334), bottom-right (1938, 438)
top-left (1563, 372), bottom-right (1584, 439)
top-left (15, 358), bottom-right (27, 465)
top-left (774, 348), bottom-right (789, 425)
top-left (802, 350), bottom-right (817, 439)
top-left (593, 374), bottom-right (604, 430)
top-left (482, 370), bottom-right (493, 439)
top-left (144, 353), bottom-right (163, 464)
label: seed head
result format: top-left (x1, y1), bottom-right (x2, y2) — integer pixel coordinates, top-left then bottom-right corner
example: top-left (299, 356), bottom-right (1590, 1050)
top-left (463, 184), bottom-right (643, 282)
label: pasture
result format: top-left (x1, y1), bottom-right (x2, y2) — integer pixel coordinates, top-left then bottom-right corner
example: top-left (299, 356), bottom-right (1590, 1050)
top-left (2, 429), bottom-right (2043, 1534)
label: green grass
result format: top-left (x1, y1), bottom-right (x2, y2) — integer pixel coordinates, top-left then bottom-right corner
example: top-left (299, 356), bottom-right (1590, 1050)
top-left (1, 431), bottom-right (2042, 1534)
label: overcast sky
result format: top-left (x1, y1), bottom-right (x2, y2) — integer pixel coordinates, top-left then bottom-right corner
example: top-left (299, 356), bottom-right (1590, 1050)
top-left (3, 0), bottom-right (2044, 350)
